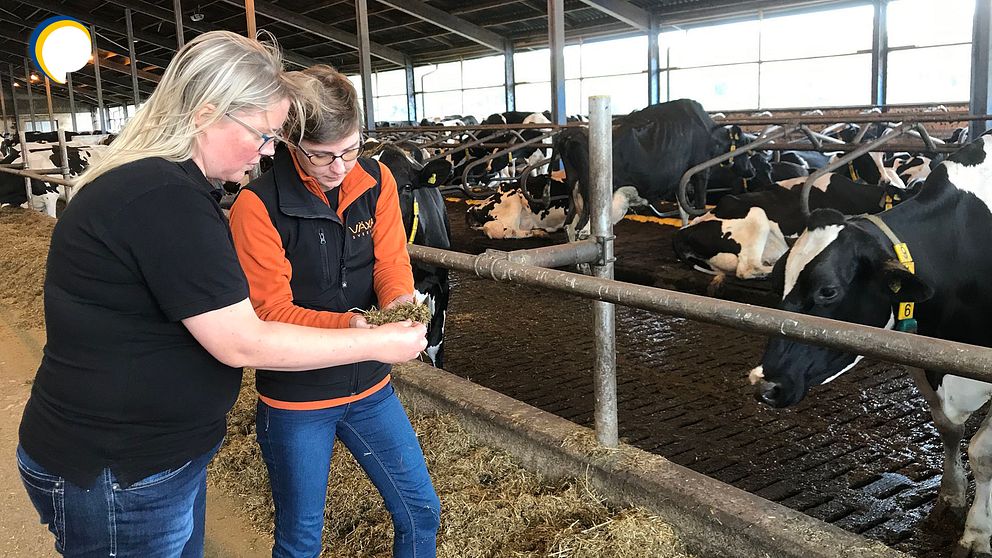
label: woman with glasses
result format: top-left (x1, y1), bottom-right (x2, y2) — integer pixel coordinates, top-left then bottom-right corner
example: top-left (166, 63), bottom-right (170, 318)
top-left (16, 33), bottom-right (427, 558)
top-left (227, 64), bottom-right (440, 558)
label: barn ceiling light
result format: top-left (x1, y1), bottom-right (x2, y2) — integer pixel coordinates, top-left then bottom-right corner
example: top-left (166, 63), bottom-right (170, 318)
top-left (30, 74), bottom-right (38, 81)
top-left (190, 5), bottom-right (204, 22)
top-left (13, 82), bottom-right (20, 87)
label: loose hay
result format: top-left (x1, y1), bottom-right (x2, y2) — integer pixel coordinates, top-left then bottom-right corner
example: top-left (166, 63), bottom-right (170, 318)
top-left (210, 371), bottom-right (696, 558)
top-left (362, 301), bottom-right (432, 326)
top-left (0, 208), bottom-right (54, 329)
top-left (2, 205), bottom-right (695, 557)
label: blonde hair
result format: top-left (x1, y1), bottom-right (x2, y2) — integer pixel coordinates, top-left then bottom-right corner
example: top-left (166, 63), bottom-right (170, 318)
top-left (286, 64), bottom-right (362, 144)
top-left (76, 30), bottom-right (316, 188)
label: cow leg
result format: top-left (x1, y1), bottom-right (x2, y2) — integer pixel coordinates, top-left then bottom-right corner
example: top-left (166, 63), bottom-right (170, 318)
top-left (911, 369), bottom-right (970, 524)
top-left (690, 170), bottom-right (710, 211)
top-left (956, 407), bottom-right (992, 558)
top-left (732, 208), bottom-right (776, 280)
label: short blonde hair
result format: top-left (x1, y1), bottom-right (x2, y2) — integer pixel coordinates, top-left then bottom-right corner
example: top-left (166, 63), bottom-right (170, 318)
top-left (76, 30), bottom-right (317, 188)
top-left (287, 64), bottom-right (362, 144)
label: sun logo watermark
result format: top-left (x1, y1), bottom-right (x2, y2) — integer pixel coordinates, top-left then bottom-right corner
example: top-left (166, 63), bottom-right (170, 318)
top-left (29, 16), bottom-right (92, 85)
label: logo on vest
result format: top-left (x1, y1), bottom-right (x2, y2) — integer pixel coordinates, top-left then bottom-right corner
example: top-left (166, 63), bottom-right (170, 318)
top-left (349, 218), bottom-right (375, 239)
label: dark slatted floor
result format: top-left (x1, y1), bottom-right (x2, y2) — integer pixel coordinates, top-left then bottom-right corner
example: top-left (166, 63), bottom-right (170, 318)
top-left (437, 198), bottom-right (975, 557)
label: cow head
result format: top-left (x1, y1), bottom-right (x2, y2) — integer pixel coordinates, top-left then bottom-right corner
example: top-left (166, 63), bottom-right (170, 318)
top-left (722, 125), bottom-right (757, 181)
top-left (375, 145), bottom-right (453, 244)
top-left (750, 209), bottom-right (933, 408)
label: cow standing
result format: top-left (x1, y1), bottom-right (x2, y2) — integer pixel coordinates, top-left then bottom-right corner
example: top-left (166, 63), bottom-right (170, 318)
top-left (553, 99), bottom-right (754, 239)
top-left (374, 145), bottom-right (453, 368)
top-left (751, 136), bottom-right (992, 558)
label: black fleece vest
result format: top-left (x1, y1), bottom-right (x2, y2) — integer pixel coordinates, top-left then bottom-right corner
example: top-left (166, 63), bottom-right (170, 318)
top-left (242, 147), bottom-right (390, 403)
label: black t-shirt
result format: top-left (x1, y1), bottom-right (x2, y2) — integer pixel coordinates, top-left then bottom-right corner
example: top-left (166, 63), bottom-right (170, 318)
top-left (18, 157), bottom-right (249, 489)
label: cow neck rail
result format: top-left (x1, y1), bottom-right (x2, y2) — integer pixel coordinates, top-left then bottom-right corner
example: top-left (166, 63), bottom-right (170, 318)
top-left (718, 112), bottom-right (992, 127)
top-left (407, 244), bottom-right (992, 385)
top-left (799, 123), bottom-right (917, 217)
top-left (458, 132), bottom-right (556, 194)
top-left (0, 166), bottom-right (75, 187)
top-left (366, 122), bottom-right (582, 134)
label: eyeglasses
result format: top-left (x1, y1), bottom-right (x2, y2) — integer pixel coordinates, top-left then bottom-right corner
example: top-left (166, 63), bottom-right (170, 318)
top-left (294, 141), bottom-right (363, 166)
top-left (225, 113), bottom-right (287, 153)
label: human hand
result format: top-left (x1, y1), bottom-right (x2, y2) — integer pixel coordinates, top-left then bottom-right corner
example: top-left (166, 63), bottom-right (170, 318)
top-left (349, 313), bottom-right (372, 329)
top-left (383, 293), bottom-right (416, 311)
top-left (372, 320), bottom-right (428, 363)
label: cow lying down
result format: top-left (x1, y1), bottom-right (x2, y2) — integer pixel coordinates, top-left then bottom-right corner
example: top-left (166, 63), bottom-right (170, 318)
top-left (673, 173), bottom-right (918, 281)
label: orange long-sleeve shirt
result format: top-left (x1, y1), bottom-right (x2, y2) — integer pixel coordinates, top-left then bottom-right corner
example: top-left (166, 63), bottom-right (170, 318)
top-left (228, 150), bottom-right (414, 331)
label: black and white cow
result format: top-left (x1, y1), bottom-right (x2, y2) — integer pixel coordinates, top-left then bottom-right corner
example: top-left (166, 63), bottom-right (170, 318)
top-left (673, 172), bottom-right (912, 280)
top-left (553, 99), bottom-right (755, 237)
top-left (750, 135), bottom-right (992, 558)
top-left (374, 145), bottom-right (453, 368)
top-left (884, 153), bottom-right (933, 186)
top-left (465, 173), bottom-right (571, 239)
top-left (466, 111), bottom-right (553, 184)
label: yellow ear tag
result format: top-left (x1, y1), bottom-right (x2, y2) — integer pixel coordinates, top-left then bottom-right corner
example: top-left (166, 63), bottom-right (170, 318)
top-left (898, 302), bottom-right (915, 320)
top-left (890, 279), bottom-right (901, 294)
top-left (427, 173), bottom-right (436, 185)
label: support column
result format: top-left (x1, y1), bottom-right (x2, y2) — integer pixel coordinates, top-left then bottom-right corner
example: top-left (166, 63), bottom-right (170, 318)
top-left (648, 16), bottom-right (661, 106)
top-left (125, 8), bottom-right (141, 107)
top-left (871, 0), bottom-right (888, 107)
top-left (23, 60), bottom-right (36, 132)
top-left (44, 76), bottom-right (56, 131)
top-left (405, 59), bottom-right (416, 123)
top-left (246, 0), bottom-right (257, 37)
top-left (548, 0), bottom-right (566, 125)
top-left (8, 64), bottom-right (20, 133)
top-left (589, 95), bottom-right (617, 448)
top-left (356, 0), bottom-right (375, 131)
top-left (91, 25), bottom-right (106, 132)
top-left (972, 0), bottom-right (992, 139)
top-left (174, 0), bottom-right (185, 49)
top-left (0, 71), bottom-right (7, 135)
top-left (504, 43), bottom-right (515, 112)
top-left (67, 72), bottom-right (77, 131)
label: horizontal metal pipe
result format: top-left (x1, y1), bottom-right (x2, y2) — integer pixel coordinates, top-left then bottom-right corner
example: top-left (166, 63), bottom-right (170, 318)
top-left (720, 112), bottom-right (991, 126)
top-left (368, 121), bottom-right (582, 134)
top-left (493, 239), bottom-right (600, 268)
top-left (408, 245), bottom-right (992, 383)
top-left (0, 166), bottom-right (75, 186)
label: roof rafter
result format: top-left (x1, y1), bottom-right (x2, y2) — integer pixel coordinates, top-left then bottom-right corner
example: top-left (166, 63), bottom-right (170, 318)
top-left (375, 0), bottom-right (509, 52)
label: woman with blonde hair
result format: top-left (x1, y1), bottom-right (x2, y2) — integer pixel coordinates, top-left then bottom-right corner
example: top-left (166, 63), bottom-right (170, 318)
top-left (17, 31), bottom-right (426, 558)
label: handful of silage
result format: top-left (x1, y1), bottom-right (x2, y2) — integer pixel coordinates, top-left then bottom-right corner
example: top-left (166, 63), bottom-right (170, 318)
top-left (362, 301), bottom-right (431, 326)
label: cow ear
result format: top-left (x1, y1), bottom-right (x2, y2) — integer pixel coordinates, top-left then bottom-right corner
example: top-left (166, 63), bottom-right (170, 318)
top-left (420, 158), bottom-right (452, 188)
top-left (879, 260), bottom-right (934, 303)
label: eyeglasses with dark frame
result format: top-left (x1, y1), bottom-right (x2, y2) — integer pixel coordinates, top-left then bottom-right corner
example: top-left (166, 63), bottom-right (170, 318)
top-left (225, 113), bottom-right (288, 153)
top-left (294, 141), bottom-right (364, 167)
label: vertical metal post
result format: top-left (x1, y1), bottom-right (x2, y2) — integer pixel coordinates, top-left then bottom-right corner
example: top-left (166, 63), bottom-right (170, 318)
top-left (356, 0), bottom-right (375, 131)
top-left (548, 0), bottom-right (566, 125)
top-left (588, 95), bottom-right (617, 448)
top-left (504, 43), bottom-right (515, 112)
top-left (0, 71), bottom-right (7, 135)
top-left (174, 0), bottom-right (185, 49)
top-left (44, 77), bottom-right (56, 131)
top-left (8, 64), bottom-right (20, 133)
top-left (972, 0), bottom-right (992, 139)
top-left (66, 72), bottom-right (77, 132)
top-left (405, 59), bottom-right (416, 123)
top-left (871, 0), bottom-right (888, 107)
top-left (19, 130), bottom-right (31, 204)
top-left (246, 0), bottom-right (257, 37)
top-left (125, 8), bottom-right (141, 107)
top-left (23, 60), bottom-right (36, 132)
top-left (56, 127), bottom-right (73, 201)
top-left (91, 26), bottom-right (106, 132)
top-left (648, 16), bottom-right (661, 106)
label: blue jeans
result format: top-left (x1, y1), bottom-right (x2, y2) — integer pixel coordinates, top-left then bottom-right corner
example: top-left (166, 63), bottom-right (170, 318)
top-left (16, 443), bottom-right (217, 558)
top-left (256, 383), bottom-right (440, 558)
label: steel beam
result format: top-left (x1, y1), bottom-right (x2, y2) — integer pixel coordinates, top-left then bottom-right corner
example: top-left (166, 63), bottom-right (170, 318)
top-left (871, 0), bottom-right (887, 107)
top-left (356, 0), bottom-right (375, 131)
top-left (0, 71), bottom-right (6, 135)
top-left (246, 0), bottom-right (257, 37)
top-left (973, 0), bottom-right (992, 139)
top-left (174, 0), bottom-right (185, 49)
top-left (376, 0), bottom-right (508, 52)
top-left (67, 72), bottom-right (77, 132)
top-left (216, 0), bottom-right (408, 65)
top-left (648, 15), bottom-right (660, 105)
top-left (548, 0), bottom-right (566, 125)
top-left (578, 0), bottom-right (651, 31)
top-left (125, 9), bottom-right (141, 107)
top-left (91, 26), bottom-right (106, 132)
top-left (23, 60), bottom-right (35, 132)
top-left (7, 64), bottom-right (19, 133)
top-left (405, 59), bottom-right (416, 122)
top-left (504, 43), bottom-right (515, 111)
top-left (44, 76), bottom-right (56, 130)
